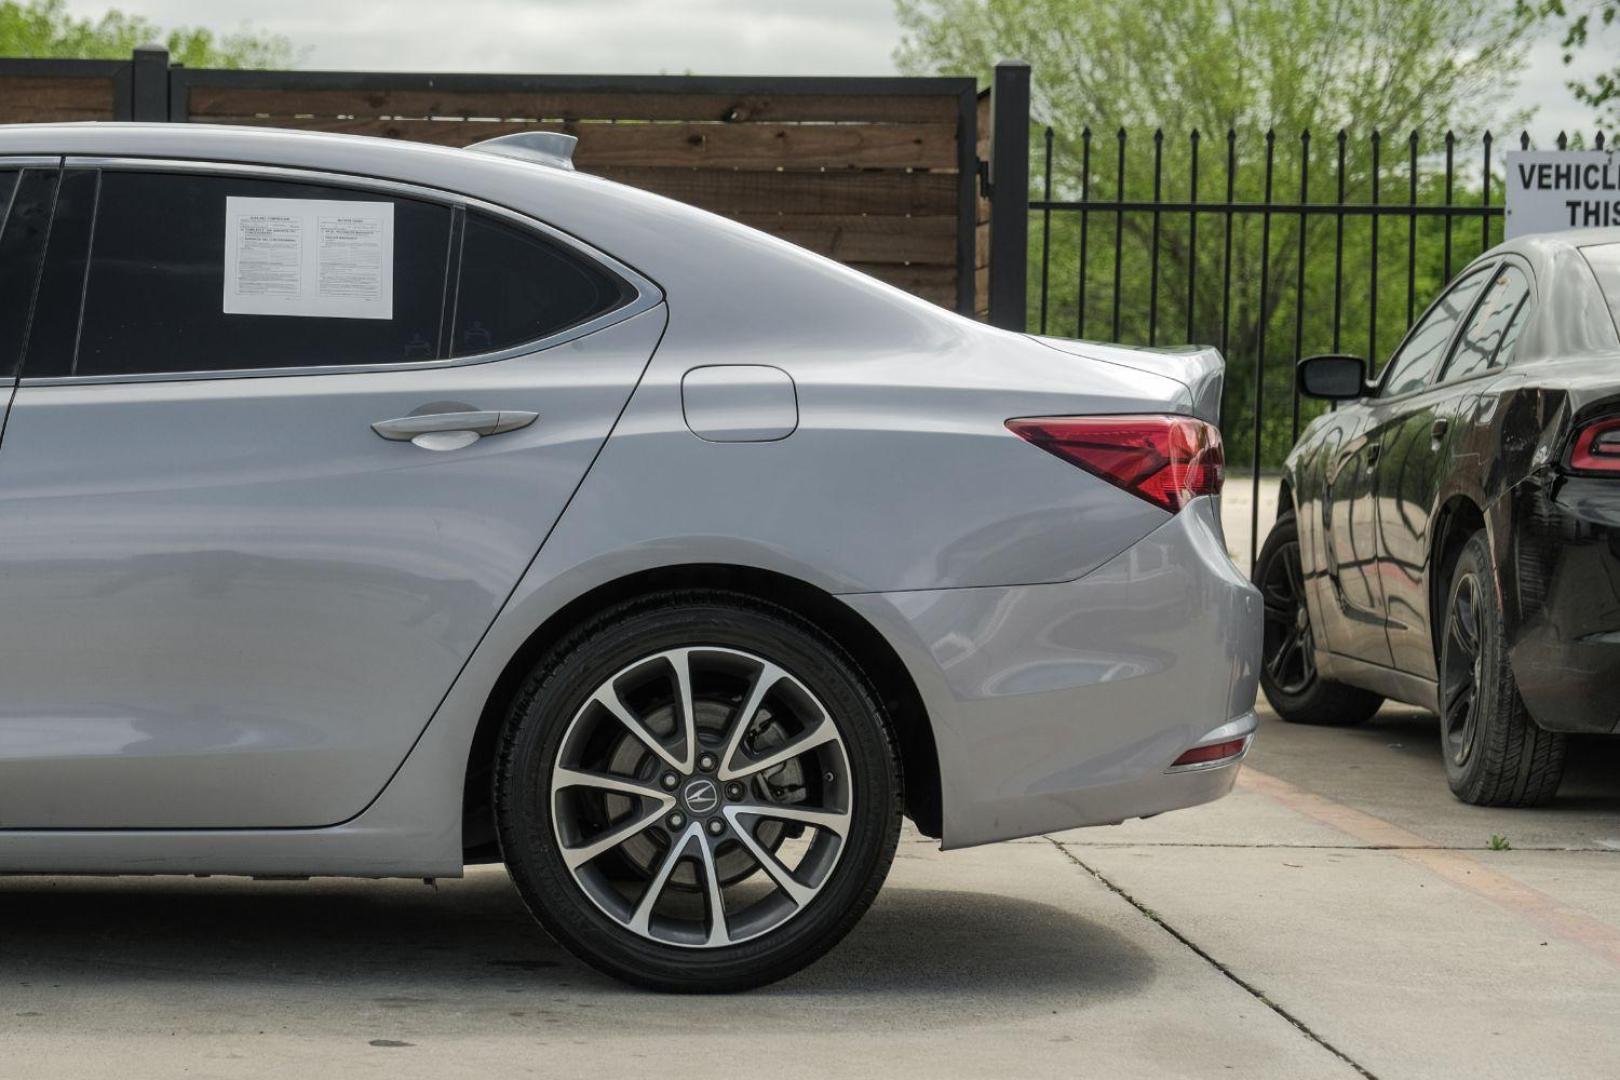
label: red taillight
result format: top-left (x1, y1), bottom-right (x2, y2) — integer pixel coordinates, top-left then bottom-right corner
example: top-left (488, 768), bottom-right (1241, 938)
top-left (1569, 417), bottom-right (1620, 474)
top-left (1170, 738), bottom-right (1248, 768)
top-left (1006, 415), bottom-right (1224, 512)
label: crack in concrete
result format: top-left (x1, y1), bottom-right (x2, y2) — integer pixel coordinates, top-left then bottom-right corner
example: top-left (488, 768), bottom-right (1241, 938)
top-left (1043, 836), bottom-right (1380, 1080)
top-left (1051, 840), bottom-right (1619, 852)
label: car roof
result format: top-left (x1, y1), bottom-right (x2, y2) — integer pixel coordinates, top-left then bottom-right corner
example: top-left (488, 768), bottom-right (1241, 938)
top-left (1465, 228), bottom-right (1620, 360)
top-left (1487, 226), bottom-right (1620, 262)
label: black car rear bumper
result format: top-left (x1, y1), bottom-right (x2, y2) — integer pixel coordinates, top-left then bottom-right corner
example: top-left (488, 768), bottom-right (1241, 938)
top-left (1507, 475), bottom-right (1620, 734)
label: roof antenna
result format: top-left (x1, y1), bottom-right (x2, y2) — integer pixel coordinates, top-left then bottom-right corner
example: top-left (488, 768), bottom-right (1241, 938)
top-left (464, 131), bottom-right (577, 171)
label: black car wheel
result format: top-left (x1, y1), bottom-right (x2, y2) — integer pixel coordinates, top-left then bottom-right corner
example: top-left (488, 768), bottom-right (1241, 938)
top-left (1438, 531), bottom-right (1567, 806)
top-left (494, 591), bottom-right (902, 992)
top-left (1257, 513), bottom-right (1383, 725)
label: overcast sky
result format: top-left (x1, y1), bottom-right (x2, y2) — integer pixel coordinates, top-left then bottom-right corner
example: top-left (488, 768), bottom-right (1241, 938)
top-left (64, 0), bottom-right (1615, 141)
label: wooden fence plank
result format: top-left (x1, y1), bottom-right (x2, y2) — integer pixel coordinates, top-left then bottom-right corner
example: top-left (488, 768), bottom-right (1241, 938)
top-left (731, 213), bottom-right (957, 264)
top-left (0, 75), bottom-right (116, 122)
top-left (210, 116), bottom-right (958, 170)
top-left (185, 86), bottom-right (960, 125)
top-left (852, 262), bottom-right (957, 305)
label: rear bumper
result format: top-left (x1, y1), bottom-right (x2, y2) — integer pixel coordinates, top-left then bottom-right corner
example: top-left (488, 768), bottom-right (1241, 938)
top-left (842, 496), bottom-right (1262, 849)
top-left (1507, 476), bottom-right (1620, 735)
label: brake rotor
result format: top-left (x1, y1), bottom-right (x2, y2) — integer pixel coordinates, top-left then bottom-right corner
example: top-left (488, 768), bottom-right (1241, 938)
top-left (604, 697), bottom-right (799, 890)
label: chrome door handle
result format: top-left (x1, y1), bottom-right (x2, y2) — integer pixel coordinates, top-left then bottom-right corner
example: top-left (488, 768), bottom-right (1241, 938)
top-left (1430, 417), bottom-right (1449, 442)
top-left (371, 410), bottom-right (538, 449)
top-left (1365, 441), bottom-right (1381, 468)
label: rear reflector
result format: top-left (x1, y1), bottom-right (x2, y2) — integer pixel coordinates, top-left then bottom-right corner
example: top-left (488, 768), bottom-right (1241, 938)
top-left (1170, 738), bottom-right (1248, 768)
top-left (1569, 416), bottom-right (1620, 474)
top-left (1007, 415), bottom-right (1224, 512)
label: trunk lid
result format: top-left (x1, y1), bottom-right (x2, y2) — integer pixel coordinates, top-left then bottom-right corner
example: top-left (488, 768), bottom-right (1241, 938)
top-left (1027, 336), bottom-right (1226, 425)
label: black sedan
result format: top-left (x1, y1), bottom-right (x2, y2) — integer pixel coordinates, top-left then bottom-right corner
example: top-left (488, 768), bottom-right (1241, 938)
top-left (1260, 228), bottom-right (1620, 805)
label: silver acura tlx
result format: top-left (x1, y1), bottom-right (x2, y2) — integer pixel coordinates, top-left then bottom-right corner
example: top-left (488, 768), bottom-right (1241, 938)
top-left (0, 123), bottom-right (1261, 991)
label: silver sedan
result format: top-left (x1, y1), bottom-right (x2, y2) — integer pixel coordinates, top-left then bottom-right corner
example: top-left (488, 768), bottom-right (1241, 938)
top-left (0, 123), bottom-right (1261, 991)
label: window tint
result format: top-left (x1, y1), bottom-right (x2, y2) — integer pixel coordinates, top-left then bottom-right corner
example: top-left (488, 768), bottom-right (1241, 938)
top-left (1441, 265), bottom-right (1531, 382)
top-left (1379, 265), bottom-right (1492, 397)
top-left (26, 170), bottom-right (454, 378)
top-left (1495, 298), bottom-right (1530, 366)
top-left (0, 169), bottom-right (54, 379)
top-left (449, 210), bottom-right (631, 357)
top-left (27, 169), bottom-right (98, 374)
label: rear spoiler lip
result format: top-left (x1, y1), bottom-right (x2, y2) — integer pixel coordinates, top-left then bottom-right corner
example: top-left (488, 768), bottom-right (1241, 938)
top-left (1025, 335), bottom-right (1225, 426)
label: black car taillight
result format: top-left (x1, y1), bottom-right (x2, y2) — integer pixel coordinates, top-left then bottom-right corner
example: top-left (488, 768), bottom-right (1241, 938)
top-left (1568, 417), bottom-right (1620, 475)
top-left (1006, 414), bottom-right (1224, 512)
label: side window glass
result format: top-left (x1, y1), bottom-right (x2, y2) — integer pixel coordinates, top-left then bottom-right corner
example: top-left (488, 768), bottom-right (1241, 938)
top-left (1379, 266), bottom-right (1492, 397)
top-left (1494, 299), bottom-right (1531, 367)
top-left (450, 210), bottom-right (632, 357)
top-left (27, 170), bottom-right (98, 373)
top-left (0, 169), bottom-right (56, 380)
top-left (26, 170), bottom-right (455, 379)
top-left (1440, 265), bottom-right (1531, 383)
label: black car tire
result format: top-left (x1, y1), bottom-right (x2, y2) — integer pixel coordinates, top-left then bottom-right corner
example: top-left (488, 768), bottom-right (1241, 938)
top-left (494, 591), bottom-right (903, 992)
top-left (1438, 531), bottom-right (1567, 806)
top-left (1257, 513), bottom-right (1384, 726)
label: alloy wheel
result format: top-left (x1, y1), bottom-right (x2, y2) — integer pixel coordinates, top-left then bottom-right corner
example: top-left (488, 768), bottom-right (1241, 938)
top-left (550, 646), bottom-right (852, 948)
top-left (1441, 572), bottom-right (1483, 766)
top-left (1261, 538), bottom-right (1316, 695)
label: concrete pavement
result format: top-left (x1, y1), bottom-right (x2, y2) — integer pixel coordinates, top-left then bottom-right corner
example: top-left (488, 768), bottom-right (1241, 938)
top-left (4, 703), bottom-right (1617, 1078)
top-left (5, 478), bottom-right (1618, 1078)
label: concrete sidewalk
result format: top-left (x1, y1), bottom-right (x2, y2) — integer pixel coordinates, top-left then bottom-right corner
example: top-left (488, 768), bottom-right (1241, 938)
top-left (4, 703), bottom-right (1617, 1078)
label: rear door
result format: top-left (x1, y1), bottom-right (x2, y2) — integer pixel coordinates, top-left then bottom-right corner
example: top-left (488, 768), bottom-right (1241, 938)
top-left (1375, 261), bottom-right (1532, 677)
top-left (0, 163), bottom-right (663, 830)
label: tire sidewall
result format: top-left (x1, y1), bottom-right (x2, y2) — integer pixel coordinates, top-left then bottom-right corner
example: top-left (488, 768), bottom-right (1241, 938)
top-left (495, 595), bottom-right (900, 991)
top-left (1257, 514), bottom-right (1314, 712)
top-left (1440, 533), bottom-right (1505, 794)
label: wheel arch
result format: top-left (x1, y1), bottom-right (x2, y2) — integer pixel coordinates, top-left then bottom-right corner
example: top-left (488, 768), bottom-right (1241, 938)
top-left (1429, 494), bottom-right (1488, 658)
top-left (1275, 475), bottom-right (1297, 521)
top-left (460, 564), bottom-right (942, 860)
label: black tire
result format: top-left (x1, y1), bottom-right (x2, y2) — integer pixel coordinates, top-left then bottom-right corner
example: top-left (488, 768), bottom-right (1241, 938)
top-left (1437, 531), bottom-right (1567, 806)
top-left (1257, 513), bottom-right (1384, 726)
top-left (494, 591), bottom-right (902, 992)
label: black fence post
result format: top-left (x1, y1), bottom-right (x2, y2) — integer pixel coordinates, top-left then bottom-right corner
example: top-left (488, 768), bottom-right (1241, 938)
top-left (988, 60), bottom-right (1030, 331)
top-left (129, 44), bottom-right (170, 121)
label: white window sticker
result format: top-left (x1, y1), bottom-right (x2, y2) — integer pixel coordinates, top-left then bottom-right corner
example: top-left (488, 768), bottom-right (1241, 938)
top-left (223, 197), bottom-right (394, 319)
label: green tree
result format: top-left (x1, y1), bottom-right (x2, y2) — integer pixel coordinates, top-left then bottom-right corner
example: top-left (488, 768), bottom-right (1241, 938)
top-left (895, 0), bottom-right (1534, 467)
top-left (1523, 1), bottom-right (1620, 128)
top-left (0, 0), bottom-right (296, 68)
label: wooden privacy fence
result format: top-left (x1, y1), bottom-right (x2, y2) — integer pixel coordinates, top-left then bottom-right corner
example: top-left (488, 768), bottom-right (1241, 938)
top-left (0, 47), bottom-right (984, 314)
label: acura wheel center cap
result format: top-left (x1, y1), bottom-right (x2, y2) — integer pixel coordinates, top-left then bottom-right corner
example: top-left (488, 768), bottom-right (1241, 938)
top-left (682, 777), bottom-right (720, 815)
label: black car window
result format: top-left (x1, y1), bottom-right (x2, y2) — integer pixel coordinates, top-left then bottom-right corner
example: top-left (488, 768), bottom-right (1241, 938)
top-left (1581, 242), bottom-right (1620, 337)
top-left (0, 168), bottom-right (54, 380)
top-left (1495, 296), bottom-right (1530, 366)
top-left (1379, 265), bottom-right (1493, 397)
top-left (24, 170), bottom-right (455, 379)
top-left (1440, 265), bottom-right (1531, 383)
top-left (448, 209), bottom-right (633, 357)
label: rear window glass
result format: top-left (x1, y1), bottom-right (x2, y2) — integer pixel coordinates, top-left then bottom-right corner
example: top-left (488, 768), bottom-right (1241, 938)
top-left (449, 210), bottom-right (633, 357)
top-left (1581, 243), bottom-right (1620, 334)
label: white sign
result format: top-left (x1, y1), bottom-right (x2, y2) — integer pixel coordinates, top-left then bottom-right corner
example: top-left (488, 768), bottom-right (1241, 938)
top-left (1505, 150), bottom-right (1620, 239)
top-left (223, 197), bottom-right (394, 319)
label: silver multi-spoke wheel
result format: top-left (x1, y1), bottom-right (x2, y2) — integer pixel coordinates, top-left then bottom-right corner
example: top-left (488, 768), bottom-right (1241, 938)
top-left (551, 646), bottom-right (853, 949)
